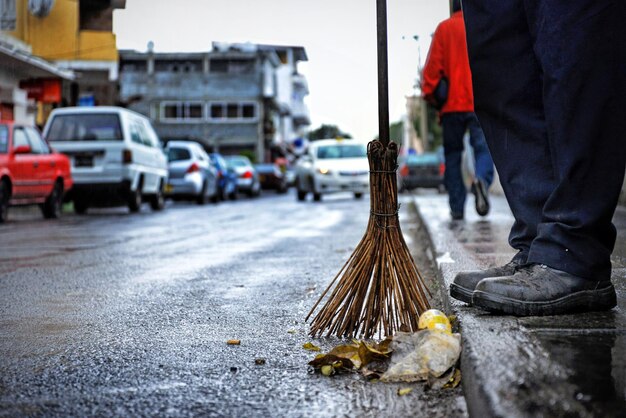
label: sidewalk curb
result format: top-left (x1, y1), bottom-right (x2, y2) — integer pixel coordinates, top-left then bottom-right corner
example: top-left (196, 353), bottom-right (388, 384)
top-left (411, 195), bottom-right (593, 418)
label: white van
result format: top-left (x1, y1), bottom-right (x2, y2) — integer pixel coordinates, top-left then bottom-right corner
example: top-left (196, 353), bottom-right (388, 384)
top-left (43, 107), bottom-right (168, 214)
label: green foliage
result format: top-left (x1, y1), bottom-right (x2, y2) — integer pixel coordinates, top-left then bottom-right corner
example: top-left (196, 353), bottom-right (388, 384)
top-left (239, 150), bottom-right (257, 163)
top-left (308, 124), bottom-right (352, 141)
top-left (427, 106), bottom-right (443, 150)
top-left (389, 121), bottom-right (403, 146)
top-left (411, 104), bottom-right (443, 152)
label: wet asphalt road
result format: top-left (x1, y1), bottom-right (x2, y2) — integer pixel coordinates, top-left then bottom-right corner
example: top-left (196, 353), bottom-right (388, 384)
top-left (0, 191), bottom-right (466, 417)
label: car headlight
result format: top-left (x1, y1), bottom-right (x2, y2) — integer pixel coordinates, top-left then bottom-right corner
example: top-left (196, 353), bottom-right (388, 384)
top-left (317, 167), bottom-right (332, 175)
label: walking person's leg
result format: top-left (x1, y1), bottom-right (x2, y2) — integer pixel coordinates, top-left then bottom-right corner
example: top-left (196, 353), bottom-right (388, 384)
top-left (472, 0), bottom-right (626, 315)
top-left (467, 113), bottom-right (494, 216)
top-left (450, 0), bottom-right (553, 302)
top-left (441, 113), bottom-right (469, 220)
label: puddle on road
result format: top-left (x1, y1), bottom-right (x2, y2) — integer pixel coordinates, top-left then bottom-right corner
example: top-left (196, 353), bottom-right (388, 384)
top-left (530, 329), bottom-right (626, 415)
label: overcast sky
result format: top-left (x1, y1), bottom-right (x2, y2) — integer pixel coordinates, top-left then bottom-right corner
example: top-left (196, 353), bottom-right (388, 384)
top-left (113, 0), bottom-right (449, 141)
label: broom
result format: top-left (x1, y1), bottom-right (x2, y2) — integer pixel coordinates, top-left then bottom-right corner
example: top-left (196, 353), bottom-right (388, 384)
top-left (306, 0), bottom-right (431, 339)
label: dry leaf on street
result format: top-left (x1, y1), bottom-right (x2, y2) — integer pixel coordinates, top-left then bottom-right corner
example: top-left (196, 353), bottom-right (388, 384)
top-left (302, 342), bottom-right (321, 352)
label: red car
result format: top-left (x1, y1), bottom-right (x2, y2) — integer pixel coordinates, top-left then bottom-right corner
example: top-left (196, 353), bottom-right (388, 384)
top-left (0, 121), bottom-right (72, 222)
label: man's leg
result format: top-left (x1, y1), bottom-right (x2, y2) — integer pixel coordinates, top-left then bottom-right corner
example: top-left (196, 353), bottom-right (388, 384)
top-left (441, 113), bottom-right (468, 219)
top-left (450, 0), bottom-right (549, 303)
top-left (471, 0), bottom-right (626, 315)
top-left (463, 0), bottom-right (555, 258)
top-left (524, 0), bottom-right (626, 280)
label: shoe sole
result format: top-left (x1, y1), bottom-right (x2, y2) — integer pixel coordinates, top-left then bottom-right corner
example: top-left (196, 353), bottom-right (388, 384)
top-left (450, 283), bottom-right (473, 304)
top-left (472, 285), bottom-right (617, 316)
top-left (473, 181), bottom-right (489, 217)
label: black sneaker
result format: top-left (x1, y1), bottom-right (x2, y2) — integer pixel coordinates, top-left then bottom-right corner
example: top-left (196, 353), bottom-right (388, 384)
top-left (451, 212), bottom-right (464, 221)
top-left (450, 257), bottom-right (523, 304)
top-left (472, 264), bottom-right (617, 316)
top-left (472, 179), bottom-right (490, 216)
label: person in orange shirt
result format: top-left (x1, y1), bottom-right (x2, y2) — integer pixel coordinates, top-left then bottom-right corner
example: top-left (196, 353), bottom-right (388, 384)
top-left (421, 0), bottom-right (493, 221)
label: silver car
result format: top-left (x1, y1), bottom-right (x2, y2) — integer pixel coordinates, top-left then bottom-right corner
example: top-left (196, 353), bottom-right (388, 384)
top-left (224, 155), bottom-right (261, 197)
top-left (165, 141), bottom-right (219, 204)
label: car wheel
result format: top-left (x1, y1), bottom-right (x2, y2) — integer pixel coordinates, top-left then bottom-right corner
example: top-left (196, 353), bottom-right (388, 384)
top-left (150, 181), bottom-right (165, 211)
top-left (252, 181), bottom-right (261, 197)
top-left (313, 192), bottom-right (322, 202)
top-left (438, 184), bottom-right (446, 194)
top-left (0, 179), bottom-right (10, 223)
top-left (42, 180), bottom-right (63, 219)
top-left (128, 178), bottom-right (142, 213)
top-left (197, 181), bottom-right (208, 205)
top-left (74, 197), bottom-right (88, 215)
top-left (354, 192), bottom-right (363, 199)
top-left (297, 187), bottom-right (306, 201)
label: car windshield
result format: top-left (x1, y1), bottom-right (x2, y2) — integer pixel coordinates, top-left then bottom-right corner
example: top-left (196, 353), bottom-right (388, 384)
top-left (226, 157), bottom-right (250, 167)
top-left (405, 154), bottom-right (440, 165)
top-left (0, 124), bottom-right (7, 153)
top-left (168, 147), bottom-right (191, 162)
top-left (46, 113), bottom-right (123, 141)
top-left (316, 144), bottom-right (367, 159)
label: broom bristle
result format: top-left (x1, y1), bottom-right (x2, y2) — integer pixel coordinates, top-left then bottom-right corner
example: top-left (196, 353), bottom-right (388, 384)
top-left (306, 140), bottom-right (431, 339)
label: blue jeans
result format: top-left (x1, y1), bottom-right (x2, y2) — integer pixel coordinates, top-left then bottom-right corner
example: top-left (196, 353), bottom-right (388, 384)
top-left (464, 0), bottom-right (626, 280)
top-left (441, 112), bottom-right (494, 216)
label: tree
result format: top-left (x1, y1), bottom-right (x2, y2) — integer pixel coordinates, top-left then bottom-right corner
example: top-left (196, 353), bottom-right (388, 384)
top-left (308, 124), bottom-right (352, 141)
top-left (389, 121), bottom-right (403, 146)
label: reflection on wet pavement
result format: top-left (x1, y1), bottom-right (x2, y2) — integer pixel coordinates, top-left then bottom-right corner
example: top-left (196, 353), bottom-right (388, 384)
top-left (531, 331), bottom-right (626, 415)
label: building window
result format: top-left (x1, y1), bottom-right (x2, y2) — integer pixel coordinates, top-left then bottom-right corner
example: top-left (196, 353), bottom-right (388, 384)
top-left (209, 59), bottom-right (254, 74)
top-left (161, 102), bottom-right (204, 122)
top-left (120, 60), bottom-right (147, 72)
top-left (227, 104), bottom-right (238, 118)
top-left (155, 60), bottom-right (202, 73)
top-left (210, 104), bottom-right (224, 119)
top-left (242, 104), bottom-right (255, 119)
top-left (208, 102), bottom-right (257, 122)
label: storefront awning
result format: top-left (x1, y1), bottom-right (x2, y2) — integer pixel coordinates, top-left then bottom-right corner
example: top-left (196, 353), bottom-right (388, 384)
top-left (0, 42), bottom-right (74, 80)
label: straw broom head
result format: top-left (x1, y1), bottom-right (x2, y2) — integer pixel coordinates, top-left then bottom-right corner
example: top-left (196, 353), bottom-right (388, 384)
top-left (306, 139), bottom-right (431, 339)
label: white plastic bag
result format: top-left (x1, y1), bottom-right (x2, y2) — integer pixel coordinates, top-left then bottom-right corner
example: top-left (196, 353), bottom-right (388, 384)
top-left (380, 330), bottom-right (461, 382)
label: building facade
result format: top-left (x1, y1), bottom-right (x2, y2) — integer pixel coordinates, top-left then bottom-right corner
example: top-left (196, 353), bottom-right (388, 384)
top-left (257, 44), bottom-right (310, 158)
top-left (118, 43), bottom-right (310, 162)
top-left (0, 0), bottom-right (74, 125)
top-left (4, 0), bottom-right (125, 121)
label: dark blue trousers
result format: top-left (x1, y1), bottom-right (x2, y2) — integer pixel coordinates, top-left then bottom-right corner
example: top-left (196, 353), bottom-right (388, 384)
top-left (463, 0), bottom-right (626, 280)
top-left (442, 112), bottom-right (494, 217)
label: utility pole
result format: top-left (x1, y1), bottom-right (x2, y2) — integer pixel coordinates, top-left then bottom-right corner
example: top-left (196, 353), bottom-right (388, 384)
top-left (415, 36), bottom-right (428, 152)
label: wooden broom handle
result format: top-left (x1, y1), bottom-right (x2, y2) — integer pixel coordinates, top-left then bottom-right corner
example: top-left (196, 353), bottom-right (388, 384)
top-left (376, 0), bottom-right (390, 146)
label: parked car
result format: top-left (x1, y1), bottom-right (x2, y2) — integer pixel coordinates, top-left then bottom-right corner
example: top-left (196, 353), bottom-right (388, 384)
top-left (397, 152), bottom-right (445, 193)
top-left (0, 121), bottom-right (72, 222)
top-left (43, 106), bottom-right (168, 214)
top-left (294, 138), bottom-right (369, 201)
top-left (224, 155), bottom-right (261, 197)
top-left (209, 153), bottom-right (238, 200)
top-left (254, 163), bottom-right (288, 193)
top-left (284, 167), bottom-right (296, 187)
top-left (165, 141), bottom-right (219, 204)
